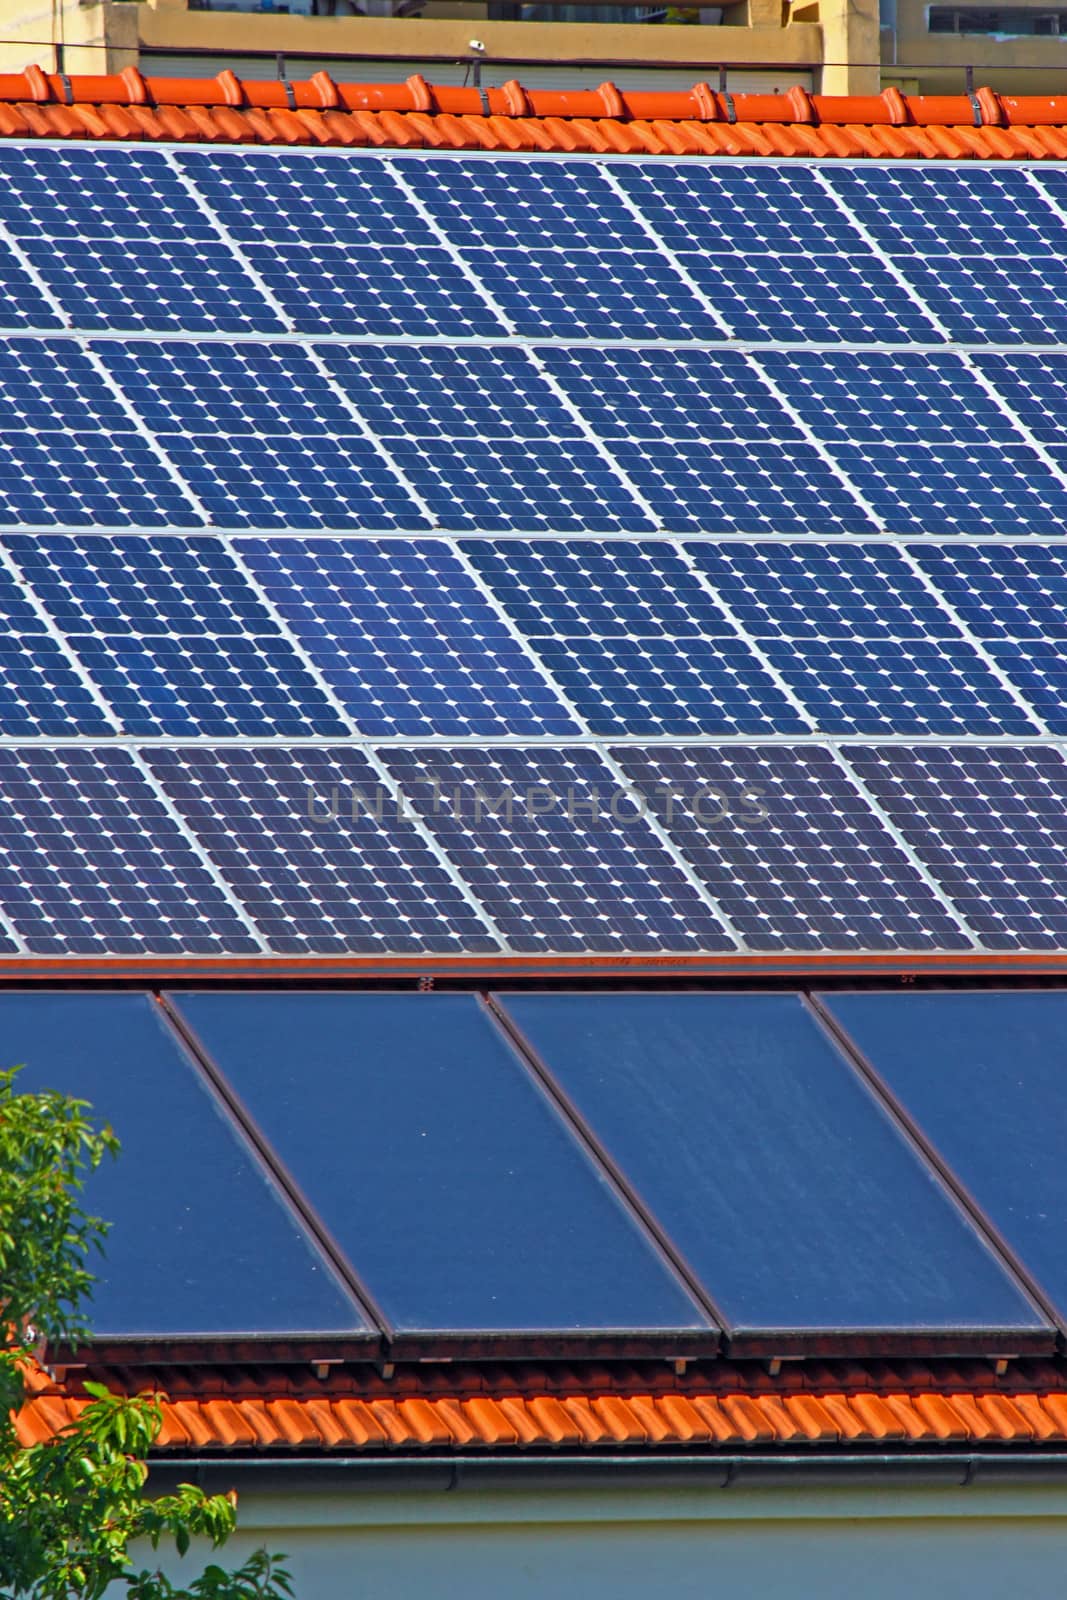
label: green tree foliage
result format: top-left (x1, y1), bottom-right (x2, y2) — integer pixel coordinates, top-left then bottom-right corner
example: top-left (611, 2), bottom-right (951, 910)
top-left (0, 1067), bottom-right (292, 1600)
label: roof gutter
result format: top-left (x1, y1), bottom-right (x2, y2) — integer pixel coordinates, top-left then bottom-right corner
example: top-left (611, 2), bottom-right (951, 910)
top-left (151, 1452), bottom-right (1067, 1493)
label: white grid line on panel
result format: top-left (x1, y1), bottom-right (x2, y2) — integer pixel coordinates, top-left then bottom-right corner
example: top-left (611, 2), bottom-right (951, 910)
top-left (0, 521), bottom-right (1060, 547)
top-left (806, 169), bottom-right (953, 342)
top-left (382, 165), bottom-right (669, 527)
top-left (446, 544), bottom-right (747, 946)
top-left (160, 157), bottom-right (444, 530)
top-left (215, 535), bottom-right (513, 948)
top-left (9, 324), bottom-right (1067, 357)
top-left (0, 222), bottom-right (211, 523)
top-left (670, 540), bottom-right (818, 731)
top-left (895, 542), bottom-right (1052, 735)
top-left (823, 743), bottom-right (983, 947)
top-left (522, 349), bottom-right (670, 529)
top-left (584, 188), bottom-right (891, 530)
top-left (0, 732), bottom-right (1065, 749)
top-left (597, 166), bottom-right (737, 340)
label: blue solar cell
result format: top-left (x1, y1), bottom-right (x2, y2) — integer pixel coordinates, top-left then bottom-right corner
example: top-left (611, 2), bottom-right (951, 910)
top-left (0, 147), bottom-right (218, 241)
top-left (145, 746), bottom-right (500, 954)
top-left (845, 745), bottom-right (1067, 950)
top-left (614, 164), bottom-right (942, 344)
top-left (0, 241), bottom-right (63, 330)
top-left (237, 537), bottom-right (577, 736)
top-left (6, 533), bottom-right (348, 736)
top-left (687, 543), bottom-right (1038, 735)
top-left (539, 348), bottom-right (874, 534)
top-left (463, 539), bottom-right (804, 735)
top-left (612, 744), bottom-right (969, 951)
top-left (970, 351), bottom-right (1067, 452)
top-left (503, 992), bottom-right (1044, 1340)
top-left (760, 349), bottom-right (1067, 535)
top-left (0, 557), bottom-right (113, 735)
top-left (916, 545), bottom-right (1067, 730)
top-left (319, 347), bottom-right (651, 534)
top-left (400, 159), bottom-right (724, 339)
top-left (827, 166), bottom-right (1067, 345)
top-left (173, 990), bottom-right (712, 1340)
top-left (6, 992), bottom-right (370, 1337)
top-left (0, 747), bottom-right (259, 955)
top-left (0, 339), bottom-right (198, 528)
top-left (97, 341), bottom-right (426, 531)
top-left (379, 746), bottom-right (734, 953)
top-left (824, 989), bottom-right (1067, 1329)
top-left (21, 238), bottom-right (284, 335)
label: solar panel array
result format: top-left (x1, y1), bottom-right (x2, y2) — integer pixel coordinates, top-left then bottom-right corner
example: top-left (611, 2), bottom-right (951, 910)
top-left (17, 987), bottom-right (1064, 1357)
top-left (0, 145), bottom-right (1066, 954)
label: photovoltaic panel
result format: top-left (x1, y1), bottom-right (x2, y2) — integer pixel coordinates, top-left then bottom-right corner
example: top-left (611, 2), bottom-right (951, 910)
top-left (971, 350), bottom-right (1067, 454)
top-left (401, 159), bottom-right (726, 340)
top-left (687, 543), bottom-right (1039, 735)
top-left (319, 346), bottom-right (651, 535)
top-left (759, 348), bottom-right (1067, 536)
top-left (6, 533), bottom-right (348, 737)
top-left (826, 165), bottom-right (1067, 345)
top-left (181, 150), bottom-right (508, 338)
top-left (96, 340), bottom-right (426, 531)
top-left (237, 536), bottom-right (578, 736)
top-left (612, 744), bottom-right (971, 951)
top-left (172, 990), bottom-right (715, 1345)
top-left (464, 538), bottom-right (805, 736)
top-left (845, 745), bottom-right (1067, 950)
top-left (0, 747), bottom-right (260, 955)
top-left (916, 544), bottom-right (1067, 731)
top-left (378, 746), bottom-right (735, 952)
top-left (0, 338), bottom-right (197, 528)
top-left (20, 237), bottom-right (284, 336)
top-left (0, 242), bottom-right (63, 330)
top-left (3, 991), bottom-right (372, 1337)
top-left (0, 146), bottom-right (1059, 961)
top-left (0, 147), bottom-right (218, 242)
top-left (0, 558), bottom-right (113, 736)
top-left (612, 164), bottom-right (943, 344)
top-left (823, 990), bottom-right (1067, 1330)
top-left (539, 347), bottom-right (873, 534)
top-left (145, 745), bottom-right (501, 954)
top-left (501, 992), bottom-right (1046, 1346)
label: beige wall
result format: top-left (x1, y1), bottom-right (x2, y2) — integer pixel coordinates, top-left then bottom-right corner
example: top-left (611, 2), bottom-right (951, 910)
top-left (142, 1473), bottom-right (1067, 1600)
top-left (0, 0), bottom-right (1053, 103)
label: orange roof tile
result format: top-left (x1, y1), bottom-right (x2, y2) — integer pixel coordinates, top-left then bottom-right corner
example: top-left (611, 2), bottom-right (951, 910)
top-left (17, 1359), bottom-right (1067, 1454)
top-left (1, 70), bottom-right (1067, 157)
